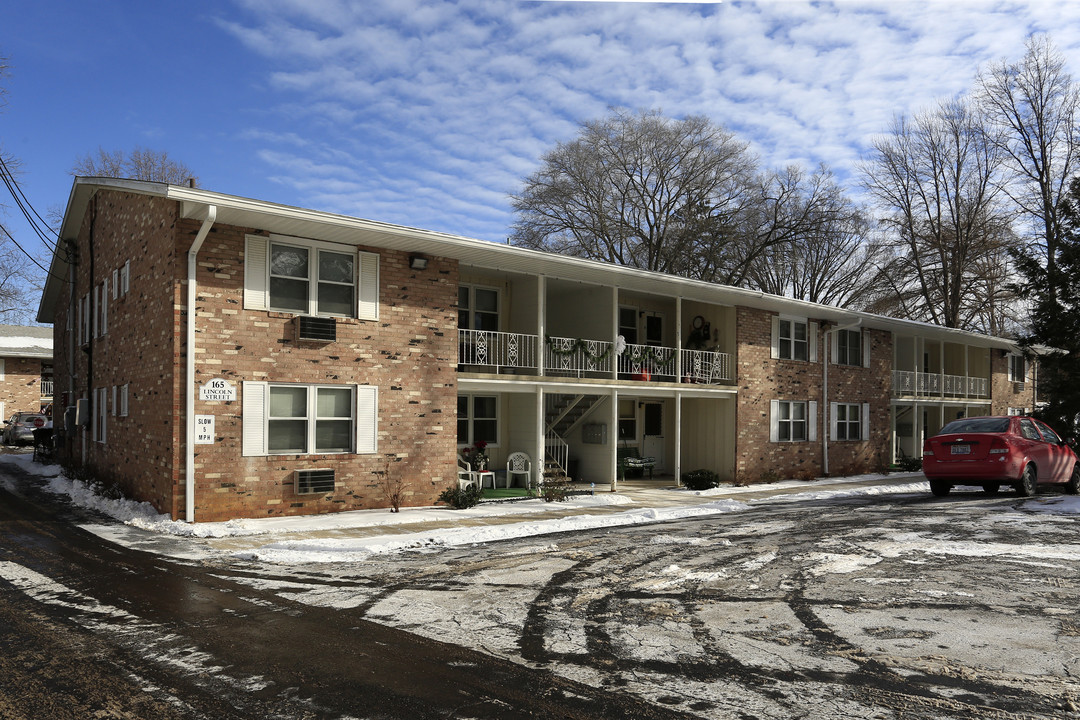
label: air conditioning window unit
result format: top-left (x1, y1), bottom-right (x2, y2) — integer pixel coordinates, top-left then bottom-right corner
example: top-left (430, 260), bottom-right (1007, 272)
top-left (296, 316), bottom-right (336, 342)
top-left (295, 469), bottom-right (335, 495)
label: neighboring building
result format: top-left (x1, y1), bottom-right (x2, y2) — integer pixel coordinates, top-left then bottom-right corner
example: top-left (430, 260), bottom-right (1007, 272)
top-left (0, 324), bottom-right (53, 423)
top-left (36, 178), bottom-right (1038, 522)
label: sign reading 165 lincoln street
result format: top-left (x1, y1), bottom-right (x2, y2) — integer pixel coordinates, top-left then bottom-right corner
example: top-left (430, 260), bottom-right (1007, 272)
top-left (199, 379), bottom-right (236, 402)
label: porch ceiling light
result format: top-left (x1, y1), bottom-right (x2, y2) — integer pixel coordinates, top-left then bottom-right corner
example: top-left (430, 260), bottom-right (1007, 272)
top-left (409, 254), bottom-right (429, 270)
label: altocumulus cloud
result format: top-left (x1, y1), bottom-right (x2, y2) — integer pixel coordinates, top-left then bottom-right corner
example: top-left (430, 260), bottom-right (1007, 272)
top-left (217, 0), bottom-right (1080, 243)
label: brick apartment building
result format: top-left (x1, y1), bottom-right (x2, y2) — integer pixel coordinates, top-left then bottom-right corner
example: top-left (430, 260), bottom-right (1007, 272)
top-left (36, 178), bottom-right (1037, 522)
top-left (0, 325), bottom-right (53, 425)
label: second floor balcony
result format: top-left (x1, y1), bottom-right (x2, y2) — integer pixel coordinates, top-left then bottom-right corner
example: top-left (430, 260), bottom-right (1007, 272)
top-left (892, 370), bottom-right (989, 399)
top-left (459, 329), bottom-right (733, 385)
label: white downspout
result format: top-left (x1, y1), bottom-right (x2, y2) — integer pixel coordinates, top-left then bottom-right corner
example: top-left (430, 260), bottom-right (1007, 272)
top-left (822, 319), bottom-right (861, 477)
top-left (185, 205), bottom-right (217, 523)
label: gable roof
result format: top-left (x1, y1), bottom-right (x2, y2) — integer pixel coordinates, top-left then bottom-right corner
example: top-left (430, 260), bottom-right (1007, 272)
top-left (38, 177), bottom-right (1026, 353)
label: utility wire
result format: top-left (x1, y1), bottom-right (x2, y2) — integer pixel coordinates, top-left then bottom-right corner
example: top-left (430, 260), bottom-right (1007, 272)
top-left (0, 153), bottom-right (68, 280)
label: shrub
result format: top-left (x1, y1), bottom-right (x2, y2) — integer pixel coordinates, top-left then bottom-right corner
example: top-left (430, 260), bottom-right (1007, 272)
top-left (438, 484), bottom-right (482, 509)
top-left (759, 469), bottom-right (782, 484)
top-left (540, 475), bottom-right (570, 502)
top-left (896, 456), bottom-right (923, 472)
top-left (681, 469), bottom-right (720, 490)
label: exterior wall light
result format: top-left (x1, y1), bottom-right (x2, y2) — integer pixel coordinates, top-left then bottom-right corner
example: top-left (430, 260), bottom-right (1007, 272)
top-left (409, 255), bottom-right (428, 270)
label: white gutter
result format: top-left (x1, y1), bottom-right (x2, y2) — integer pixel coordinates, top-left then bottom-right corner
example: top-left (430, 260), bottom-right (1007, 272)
top-left (185, 205), bottom-right (217, 522)
top-left (822, 318), bottom-right (862, 477)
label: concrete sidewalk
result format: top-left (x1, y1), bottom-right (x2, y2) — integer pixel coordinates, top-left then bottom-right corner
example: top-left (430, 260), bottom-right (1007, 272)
top-left (197, 473), bottom-right (927, 555)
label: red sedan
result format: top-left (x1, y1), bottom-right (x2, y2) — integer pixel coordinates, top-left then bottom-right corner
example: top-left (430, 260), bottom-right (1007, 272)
top-left (922, 415), bottom-right (1079, 497)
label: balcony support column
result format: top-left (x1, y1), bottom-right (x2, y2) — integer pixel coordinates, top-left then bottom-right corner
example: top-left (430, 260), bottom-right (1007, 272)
top-left (675, 297), bottom-right (683, 382)
top-left (537, 275), bottom-right (546, 377)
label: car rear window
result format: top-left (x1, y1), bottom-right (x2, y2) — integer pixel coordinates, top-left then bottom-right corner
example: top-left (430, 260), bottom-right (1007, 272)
top-left (938, 418), bottom-right (1010, 434)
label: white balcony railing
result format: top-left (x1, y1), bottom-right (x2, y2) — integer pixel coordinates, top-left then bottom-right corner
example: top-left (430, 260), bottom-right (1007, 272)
top-left (459, 331), bottom-right (733, 386)
top-left (617, 342), bottom-right (677, 380)
top-left (681, 349), bottom-right (733, 384)
top-left (458, 329), bottom-right (538, 373)
top-left (893, 370), bottom-right (988, 398)
top-left (40, 379), bottom-right (54, 398)
top-left (545, 335), bottom-right (614, 378)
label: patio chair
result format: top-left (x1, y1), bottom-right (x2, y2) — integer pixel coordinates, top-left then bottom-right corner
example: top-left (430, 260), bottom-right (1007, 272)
top-left (506, 452), bottom-right (532, 489)
top-left (457, 457), bottom-right (479, 491)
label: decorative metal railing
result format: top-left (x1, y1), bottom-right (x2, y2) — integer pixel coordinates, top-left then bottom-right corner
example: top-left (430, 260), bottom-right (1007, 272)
top-left (893, 370), bottom-right (988, 398)
top-left (458, 330), bottom-right (538, 373)
top-left (459, 331), bottom-right (733, 386)
top-left (40, 379), bottom-right (54, 398)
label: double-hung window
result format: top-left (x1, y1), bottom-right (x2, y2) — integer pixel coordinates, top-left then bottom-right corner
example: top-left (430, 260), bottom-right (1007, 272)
top-left (458, 394), bottom-right (497, 446)
top-left (772, 316), bottom-right (815, 362)
top-left (243, 382), bottom-right (377, 456)
top-left (245, 235), bottom-right (379, 320)
top-left (458, 285), bottom-right (499, 331)
top-left (835, 329), bottom-right (862, 366)
top-left (270, 243), bottom-right (356, 316)
top-left (770, 399), bottom-right (818, 443)
top-left (1008, 353), bottom-right (1026, 383)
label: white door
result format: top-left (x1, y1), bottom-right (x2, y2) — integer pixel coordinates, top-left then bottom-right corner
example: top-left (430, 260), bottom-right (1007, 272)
top-left (642, 401), bottom-right (665, 472)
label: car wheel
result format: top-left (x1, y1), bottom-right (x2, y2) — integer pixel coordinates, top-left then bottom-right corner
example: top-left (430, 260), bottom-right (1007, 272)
top-left (930, 480), bottom-right (951, 497)
top-left (982, 484), bottom-right (999, 495)
top-left (1066, 466), bottom-right (1080, 495)
top-left (1016, 465), bottom-right (1037, 497)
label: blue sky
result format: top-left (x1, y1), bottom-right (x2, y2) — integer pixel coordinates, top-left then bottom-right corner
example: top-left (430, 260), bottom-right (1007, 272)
top-left (3, 0), bottom-right (1080, 266)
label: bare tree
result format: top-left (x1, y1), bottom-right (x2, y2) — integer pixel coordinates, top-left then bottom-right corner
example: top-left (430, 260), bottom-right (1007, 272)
top-left (510, 109), bottom-right (758, 280)
top-left (73, 146), bottom-right (196, 185)
top-left (977, 36), bottom-right (1080, 306)
top-left (742, 167), bottom-right (878, 307)
top-left (860, 97), bottom-right (1018, 331)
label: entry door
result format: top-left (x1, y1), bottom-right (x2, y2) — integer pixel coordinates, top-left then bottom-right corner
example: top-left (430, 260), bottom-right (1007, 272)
top-left (642, 402), bottom-right (665, 471)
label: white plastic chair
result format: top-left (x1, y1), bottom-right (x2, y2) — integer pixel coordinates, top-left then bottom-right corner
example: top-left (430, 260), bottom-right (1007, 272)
top-left (506, 452), bottom-right (533, 489)
top-left (457, 457), bottom-right (479, 491)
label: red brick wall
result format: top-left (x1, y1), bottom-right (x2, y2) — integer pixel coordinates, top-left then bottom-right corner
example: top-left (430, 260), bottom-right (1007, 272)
top-left (0, 357), bottom-right (48, 419)
top-left (52, 190), bottom-right (182, 514)
top-left (734, 308), bottom-right (892, 483)
top-left (182, 225), bottom-right (459, 522)
top-left (990, 352), bottom-right (1036, 414)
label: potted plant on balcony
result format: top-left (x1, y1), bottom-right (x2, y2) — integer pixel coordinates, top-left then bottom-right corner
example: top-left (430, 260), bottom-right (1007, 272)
top-left (464, 440), bottom-right (489, 471)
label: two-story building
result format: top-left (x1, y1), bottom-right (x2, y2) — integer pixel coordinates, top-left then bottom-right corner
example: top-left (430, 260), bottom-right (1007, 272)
top-left (0, 324), bottom-right (53, 425)
top-left (36, 178), bottom-right (1037, 522)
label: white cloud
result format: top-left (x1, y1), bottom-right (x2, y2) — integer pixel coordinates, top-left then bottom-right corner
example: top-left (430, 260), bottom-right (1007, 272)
top-left (215, 0), bottom-right (1080, 241)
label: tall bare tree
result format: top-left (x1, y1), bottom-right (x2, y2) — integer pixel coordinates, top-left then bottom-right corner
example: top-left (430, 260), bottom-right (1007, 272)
top-left (511, 109), bottom-right (757, 281)
top-left (977, 35), bottom-right (1080, 306)
top-left (860, 97), bottom-right (1018, 332)
top-left (73, 146), bottom-right (196, 186)
top-left (742, 167), bottom-right (877, 307)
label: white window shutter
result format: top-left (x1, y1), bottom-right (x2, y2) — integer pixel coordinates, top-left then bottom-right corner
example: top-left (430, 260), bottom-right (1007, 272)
top-left (122, 260), bottom-right (131, 295)
top-left (92, 286), bottom-right (99, 338)
top-left (830, 402), bottom-right (838, 441)
top-left (111, 386), bottom-right (117, 416)
top-left (356, 385), bottom-right (378, 453)
top-left (809, 322), bottom-right (819, 363)
top-left (863, 332), bottom-right (871, 368)
top-left (861, 402), bottom-right (870, 441)
top-left (830, 330), bottom-right (838, 365)
top-left (244, 236), bottom-right (270, 311)
top-left (358, 251), bottom-right (380, 321)
top-left (112, 269), bottom-right (119, 299)
top-left (769, 399), bottom-right (779, 442)
top-left (770, 316), bottom-right (780, 359)
top-left (242, 381), bottom-right (268, 456)
top-left (808, 400), bottom-right (818, 442)
top-left (101, 279), bottom-right (108, 336)
top-left (0, 359), bottom-right (5, 380)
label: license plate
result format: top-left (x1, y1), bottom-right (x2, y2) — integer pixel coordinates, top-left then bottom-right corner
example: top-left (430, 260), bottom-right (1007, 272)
top-left (950, 445), bottom-right (971, 455)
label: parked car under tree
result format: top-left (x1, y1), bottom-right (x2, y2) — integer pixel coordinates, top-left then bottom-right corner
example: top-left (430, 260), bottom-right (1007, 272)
top-left (922, 416), bottom-right (1079, 497)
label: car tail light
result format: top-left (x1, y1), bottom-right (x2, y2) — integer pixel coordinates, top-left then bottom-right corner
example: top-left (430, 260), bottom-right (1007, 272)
top-left (989, 437), bottom-right (1010, 455)
top-left (922, 440), bottom-right (933, 457)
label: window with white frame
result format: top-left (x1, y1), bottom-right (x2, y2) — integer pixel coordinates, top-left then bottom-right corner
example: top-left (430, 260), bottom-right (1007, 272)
top-left (770, 399), bottom-right (818, 443)
top-left (458, 394), bottom-right (497, 446)
top-left (242, 382), bottom-right (376, 456)
top-left (458, 285), bottom-right (500, 331)
top-left (244, 235), bottom-right (378, 320)
top-left (835, 329), bottom-right (862, 366)
top-left (94, 387), bottom-right (107, 443)
top-left (772, 316), bottom-right (814, 361)
top-left (618, 399), bottom-right (637, 442)
top-left (1007, 353), bottom-right (1026, 382)
top-left (831, 402), bottom-right (869, 441)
